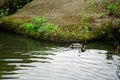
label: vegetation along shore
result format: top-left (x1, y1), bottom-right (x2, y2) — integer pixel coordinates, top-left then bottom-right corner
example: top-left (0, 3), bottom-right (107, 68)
top-left (0, 0), bottom-right (120, 44)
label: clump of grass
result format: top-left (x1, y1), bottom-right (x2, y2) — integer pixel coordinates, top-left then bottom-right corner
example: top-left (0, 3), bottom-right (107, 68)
top-left (107, 3), bottom-right (117, 15)
top-left (38, 23), bottom-right (57, 33)
top-left (22, 16), bottom-right (58, 34)
top-left (23, 23), bottom-right (36, 34)
top-left (80, 11), bottom-right (89, 22)
top-left (32, 16), bottom-right (45, 30)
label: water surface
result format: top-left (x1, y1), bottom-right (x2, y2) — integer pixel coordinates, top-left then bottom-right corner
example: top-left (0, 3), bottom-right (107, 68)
top-left (0, 30), bottom-right (120, 80)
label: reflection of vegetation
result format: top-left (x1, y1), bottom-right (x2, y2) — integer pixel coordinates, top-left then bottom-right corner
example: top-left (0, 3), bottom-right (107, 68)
top-left (116, 70), bottom-right (120, 79)
top-left (0, 58), bottom-right (20, 79)
top-left (0, 71), bottom-right (4, 79)
top-left (32, 51), bottom-right (55, 55)
top-left (0, 30), bottom-right (61, 79)
top-left (86, 41), bottom-right (114, 50)
top-left (106, 51), bottom-right (113, 60)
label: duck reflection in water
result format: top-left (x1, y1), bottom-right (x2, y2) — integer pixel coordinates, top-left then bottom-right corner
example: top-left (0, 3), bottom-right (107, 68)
top-left (69, 43), bottom-right (86, 53)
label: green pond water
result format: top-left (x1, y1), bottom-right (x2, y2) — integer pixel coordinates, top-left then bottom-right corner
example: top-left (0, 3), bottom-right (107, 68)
top-left (0, 30), bottom-right (120, 80)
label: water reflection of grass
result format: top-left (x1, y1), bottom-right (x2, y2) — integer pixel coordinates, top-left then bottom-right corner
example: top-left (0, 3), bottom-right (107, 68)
top-left (0, 30), bottom-right (61, 79)
top-left (86, 41), bottom-right (115, 50)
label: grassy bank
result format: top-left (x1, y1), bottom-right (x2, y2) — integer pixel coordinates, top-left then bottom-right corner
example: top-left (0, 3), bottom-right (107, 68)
top-left (0, 0), bottom-right (120, 43)
top-left (0, 17), bottom-right (97, 43)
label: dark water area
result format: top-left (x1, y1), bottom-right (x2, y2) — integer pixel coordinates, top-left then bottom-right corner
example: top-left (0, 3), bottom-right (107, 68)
top-left (0, 30), bottom-right (120, 80)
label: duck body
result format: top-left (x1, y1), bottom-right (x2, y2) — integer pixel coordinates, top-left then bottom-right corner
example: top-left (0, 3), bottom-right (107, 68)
top-left (69, 43), bottom-right (86, 52)
top-left (70, 43), bottom-right (82, 49)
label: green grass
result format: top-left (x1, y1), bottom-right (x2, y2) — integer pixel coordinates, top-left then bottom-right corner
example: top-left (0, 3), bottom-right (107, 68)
top-left (1, 16), bottom-right (97, 43)
top-left (22, 16), bottom-right (58, 35)
top-left (23, 23), bottom-right (36, 34)
top-left (107, 3), bottom-right (117, 15)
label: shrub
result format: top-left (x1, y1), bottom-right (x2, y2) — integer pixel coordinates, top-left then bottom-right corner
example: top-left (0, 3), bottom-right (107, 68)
top-left (0, 9), bottom-right (9, 20)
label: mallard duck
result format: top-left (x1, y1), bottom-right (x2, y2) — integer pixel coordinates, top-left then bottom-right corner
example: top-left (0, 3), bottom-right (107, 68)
top-left (69, 43), bottom-right (86, 52)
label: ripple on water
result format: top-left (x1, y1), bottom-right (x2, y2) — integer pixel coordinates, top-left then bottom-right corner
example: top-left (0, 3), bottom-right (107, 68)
top-left (0, 30), bottom-right (120, 80)
top-left (17, 49), bottom-right (117, 80)
top-left (0, 47), bottom-right (119, 80)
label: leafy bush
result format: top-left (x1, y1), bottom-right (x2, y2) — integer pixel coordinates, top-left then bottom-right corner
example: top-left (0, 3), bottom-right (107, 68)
top-left (0, 9), bottom-right (9, 20)
top-left (0, 0), bottom-right (32, 21)
top-left (7, 0), bottom-right (32, 14)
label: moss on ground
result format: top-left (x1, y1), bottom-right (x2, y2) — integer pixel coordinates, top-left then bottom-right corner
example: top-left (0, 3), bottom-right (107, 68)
top-left (0, 17), bottom-right (99, 43)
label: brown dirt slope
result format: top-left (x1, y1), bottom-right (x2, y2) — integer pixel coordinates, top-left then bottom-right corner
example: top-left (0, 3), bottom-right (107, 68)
top-left (9, 0), bottom-right (102, 26)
